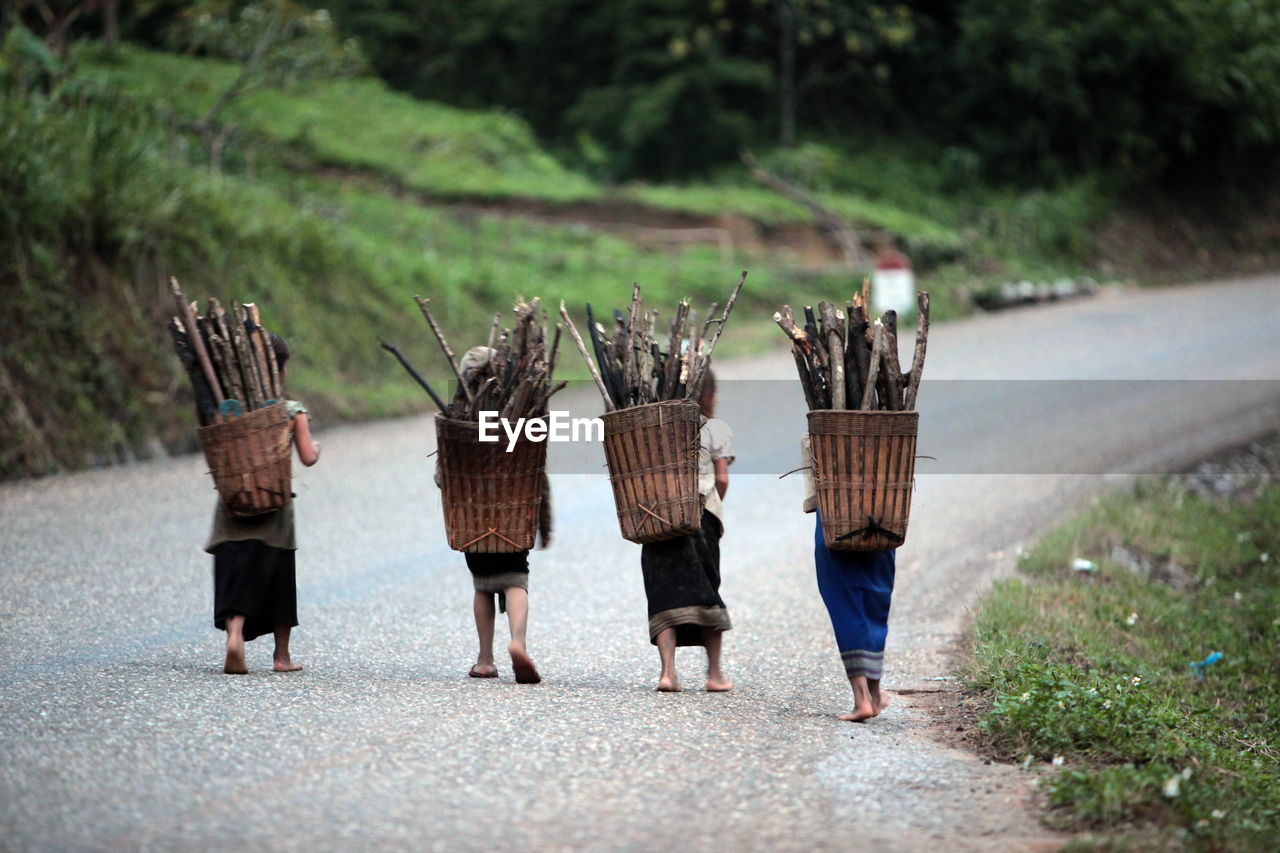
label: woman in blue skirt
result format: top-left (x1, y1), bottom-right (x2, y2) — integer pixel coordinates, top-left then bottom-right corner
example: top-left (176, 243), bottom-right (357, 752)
top-left (804, 438), bottom-right (895, 721)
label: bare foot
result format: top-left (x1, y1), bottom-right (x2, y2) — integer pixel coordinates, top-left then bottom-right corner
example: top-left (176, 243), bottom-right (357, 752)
top-left (838, 701), bottom-right (878, 722)
top-left (223, 636), bottom-right (247, 675)
top-left (656, 673), bottom-right (681, 692)
top-left (273, 656), bottom-right (303, 673)
top-left (468, 663), bottom-right (498, 678)
top-left (874, 691), bottom-right (892, 714)
top-left (706, 674), bottom-right (734, 692)
top-left (509, 643), bottom-right (541, 684)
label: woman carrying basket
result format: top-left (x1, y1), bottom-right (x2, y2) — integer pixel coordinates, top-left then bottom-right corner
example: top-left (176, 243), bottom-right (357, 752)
top-left (206, 335), bottom-right (320, 675)
top-left (449, 346), bottom-right (547, 685)
top-left (642, 370), bottom-right (734, 693)
top-left (802, 437), bottom-right (894, 722)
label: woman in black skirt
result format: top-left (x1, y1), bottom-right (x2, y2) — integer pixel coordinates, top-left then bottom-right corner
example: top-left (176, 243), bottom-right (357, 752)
top-left (642, 370), bottom-right (734, 693)
top-left (205, 335), bottom-right (320, 674)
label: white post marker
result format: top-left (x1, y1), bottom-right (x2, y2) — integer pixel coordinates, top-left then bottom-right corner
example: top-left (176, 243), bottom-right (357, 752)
top-left (871, 246), bottom-right (916, 318)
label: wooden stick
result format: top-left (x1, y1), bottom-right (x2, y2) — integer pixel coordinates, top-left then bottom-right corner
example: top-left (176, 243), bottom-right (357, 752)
top-left (547, 321), bottom-right (562, 382)
top-left (414, 296), bottom-right (472, 403)
top-left (560, 301), bottom-right (615, 411)
top-left (168, 318), bottom-right (216, 425)
top-left (879, 309), bottom-right (904, 411)
top-left (208, 301), bottom-right (245, 408)
top-left (170, 279), bottom-right (224, 407)
top-left (903, 291), bottom-right (930, 410)
top-left (243, 303), bottom-right (277, 401)
top-left (690, 270), bottom-right (746, 394)
top-left (860, 321), bottom-right (885, 410)
top-left (380, 340), bottom-right (448, 412)
top-left (821, 302), bottom-right (846, 410)
top-left (586, 303), bottom-right (622, 407)
top-left (487, 311), bottom-right (501, 351)
top-left (228, 305), bottom-right (263, 410)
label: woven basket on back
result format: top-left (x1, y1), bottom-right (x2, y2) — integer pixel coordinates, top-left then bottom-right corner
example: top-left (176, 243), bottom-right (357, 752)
top-left (197, 401), bottom-right (293, 517)
top-left (435, 415), bottom-right (547, 553)
top-left (602, 399), bottom-right (702, 544)
top-left (809, 409), bottom-right (918, 551)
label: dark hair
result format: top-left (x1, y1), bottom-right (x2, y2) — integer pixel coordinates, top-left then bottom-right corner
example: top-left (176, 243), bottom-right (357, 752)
top-left (270, 333), bottom-right (290, 371)
top-left (698, 369), bottom-right (716, 417)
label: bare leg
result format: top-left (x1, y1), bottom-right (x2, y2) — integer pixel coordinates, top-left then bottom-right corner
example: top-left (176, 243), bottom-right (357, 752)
top-left (655, 627), bottom-right (680, 692)
top-left (470, 591), bottom-right (498, 677)
top-left (702, 628), bottom-right (733, 692)
top-left (505, 588), bottom-right (540, 683)
top-left (838, 675), bottom-right (882, 722)
top-left (869, 678), bottom-right (891, 714)
top-left (273, 626), bottom-right (302, 672)
top-left (223, 615), bottom-right (247, 674)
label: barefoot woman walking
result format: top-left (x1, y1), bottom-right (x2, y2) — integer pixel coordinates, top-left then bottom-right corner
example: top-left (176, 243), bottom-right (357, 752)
top-left (803, 438), bottom-right (893, 721)
top-left (205, 335), bottom-right (320, 674)
top-left (642, 371), bottom-right (734, 693)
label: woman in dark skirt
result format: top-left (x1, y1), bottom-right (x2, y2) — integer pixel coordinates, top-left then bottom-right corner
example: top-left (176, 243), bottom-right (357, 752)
top-left (452, 346), bottom-right (547, 685)
top-left (642, 371), bottom-right (734, 693)
top-left (205, 335), bottom-right (320, 674)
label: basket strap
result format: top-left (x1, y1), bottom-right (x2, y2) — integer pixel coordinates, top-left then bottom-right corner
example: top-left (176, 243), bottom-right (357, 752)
top-left (457, 527), bottom-right (525, 551)
top-left (835, 516), bottom-right (905, 545)
top-left (635, 502), bottom-right (673, 527)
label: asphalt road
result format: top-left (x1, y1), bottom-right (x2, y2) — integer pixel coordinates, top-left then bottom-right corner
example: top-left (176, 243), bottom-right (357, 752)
top-left (2, 274), bottom-right (1278, 851)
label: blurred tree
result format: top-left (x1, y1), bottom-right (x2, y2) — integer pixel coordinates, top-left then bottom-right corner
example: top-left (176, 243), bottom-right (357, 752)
top-left (166, 1), bottom-right (365, 168)
top-left (311, 0), bottom-right (1280, 184)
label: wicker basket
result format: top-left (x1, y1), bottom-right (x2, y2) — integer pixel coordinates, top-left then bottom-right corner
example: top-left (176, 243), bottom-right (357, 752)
top-left (197, 401), bottom-right (293, 517)
top-left (436, 415), bottom-right (547, 553)
top-left (602, 399), bottom-right (702, 544)
top-left (809, 409), bottom-right (918, 551)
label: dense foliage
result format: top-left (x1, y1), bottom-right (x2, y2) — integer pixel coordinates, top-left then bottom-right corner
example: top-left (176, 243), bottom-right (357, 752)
top-left (300, 0), bottom-right (1280, 183)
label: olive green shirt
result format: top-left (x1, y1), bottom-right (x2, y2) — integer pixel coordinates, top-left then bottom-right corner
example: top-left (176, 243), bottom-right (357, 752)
top-left (203, 401), bottom-right (307, 553)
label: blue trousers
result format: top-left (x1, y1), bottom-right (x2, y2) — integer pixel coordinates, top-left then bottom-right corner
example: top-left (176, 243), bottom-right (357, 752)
top-left (814, 513), bottom-right (895, 680)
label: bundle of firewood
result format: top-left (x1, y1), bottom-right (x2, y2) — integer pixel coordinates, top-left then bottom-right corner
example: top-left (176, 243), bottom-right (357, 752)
top-left (775, 282), bottom-right (930, 411)
top-left (167, 278), bottom-right (284, 425)
top-left (560, 271), bottom-right (746, 412)
top-left (381, 296), bottom-right (564, 421)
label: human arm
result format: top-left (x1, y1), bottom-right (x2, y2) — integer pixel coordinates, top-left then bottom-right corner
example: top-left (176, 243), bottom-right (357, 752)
top-left (293, 412), bottom-right (321, 466)
top-left (714, 457), bottom-right (729, 500)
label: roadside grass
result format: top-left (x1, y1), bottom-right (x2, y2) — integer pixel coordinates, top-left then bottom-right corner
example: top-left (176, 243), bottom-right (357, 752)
top-left (965, 476), bottom-right (1280, 849)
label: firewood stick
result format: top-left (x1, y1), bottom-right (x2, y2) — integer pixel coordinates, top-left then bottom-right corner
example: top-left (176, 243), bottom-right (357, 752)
top-left (170, 279), bottom-right (224, 407)
top-left (169, 318), bottom-right (217, 425)
top-left (547, 321), bottom-right (562, 382)
top-left (860, 321), bottom-right (885, 410)
top-left (380, 340), bottom-right (448, 412)
top-left (208, 304), bottom-right (247, 407)
top-left (250, 304), bottom-right (282, 400)
top-left (622, 282), bottom-right (642, 401)
top-left (205, 301), bottom-right (242, 404)
top-left (228, 306), bottom-right (263, 409)
top-left (415, 296), bottom-right (473, 403)
top-left (903, 291), bottom-right (930, 410)
top-left (486, 311), bottom-right (501, 351)
top-left (210, 330), bottom-right (243, 404)
top-left (880, 309), bottom-right (904, 411)
top-left (586, 303), bottom-right (623, 407)
top-left (821, 303), bottom-right (846, 410)
top-left (560, 301), bottom-right (615, 411)
top-left (243, 303), bottom-right (276, 401)
top-left (690, 270), bottom-right (746, 395)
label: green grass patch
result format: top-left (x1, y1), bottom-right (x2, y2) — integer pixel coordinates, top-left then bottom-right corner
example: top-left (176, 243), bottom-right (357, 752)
top-left (966, 476), bottom-right (1280, 848)
top-left (88, 46), bottom-right (600, 203)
